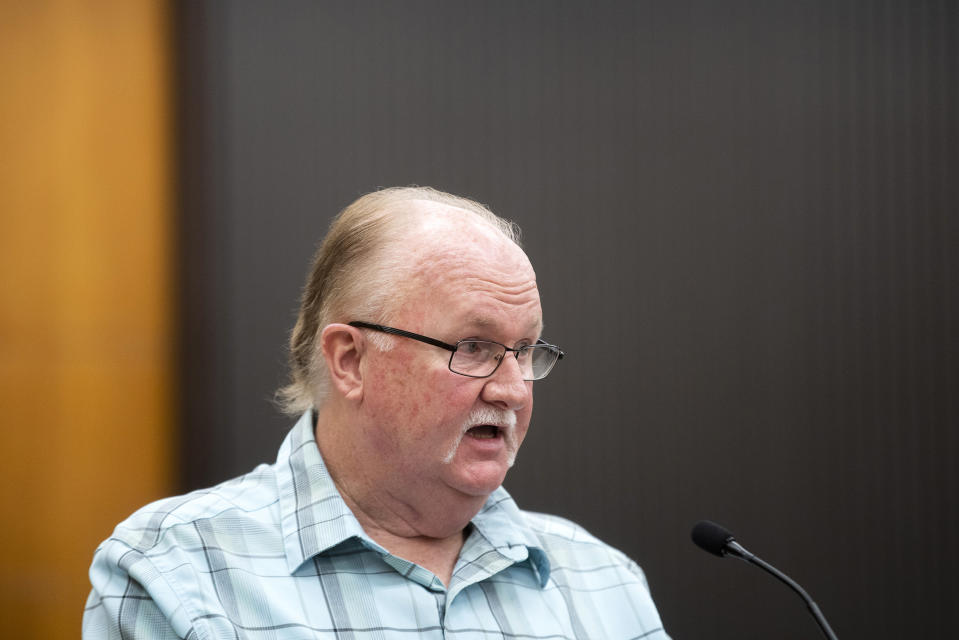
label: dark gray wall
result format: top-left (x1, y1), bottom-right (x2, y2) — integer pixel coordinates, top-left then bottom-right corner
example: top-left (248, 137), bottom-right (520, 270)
top-left (176, 2), bottom-right (958, 638)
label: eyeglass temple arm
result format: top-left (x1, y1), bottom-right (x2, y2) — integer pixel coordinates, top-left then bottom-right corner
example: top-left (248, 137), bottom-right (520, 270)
top-left (348, 321), bottom-right (457, 352)
top-left (536, 340), bottom-right (565, 359)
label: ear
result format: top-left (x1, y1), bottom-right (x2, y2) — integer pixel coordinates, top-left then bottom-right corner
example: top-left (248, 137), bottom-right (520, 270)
top-left (320, 323), bottom-right (366, 402)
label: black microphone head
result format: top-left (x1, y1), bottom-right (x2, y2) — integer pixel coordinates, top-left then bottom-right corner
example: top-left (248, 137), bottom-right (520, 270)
top-left (691, 520), bottom-right (735, 557)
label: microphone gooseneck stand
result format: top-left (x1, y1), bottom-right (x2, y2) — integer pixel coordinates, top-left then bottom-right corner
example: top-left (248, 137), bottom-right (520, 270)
top-left (691, 520), bottom-right (839, 640)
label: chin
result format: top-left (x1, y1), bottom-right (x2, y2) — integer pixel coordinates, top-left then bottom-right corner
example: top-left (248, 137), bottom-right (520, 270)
top-left (448, 462), bottom-right (511, 498)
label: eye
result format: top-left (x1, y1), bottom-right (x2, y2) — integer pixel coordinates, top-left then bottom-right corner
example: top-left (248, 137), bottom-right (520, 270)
top-left (513, 343), bottom-right (532, 359)
top-left (459, 340), bottom-right (485, 356)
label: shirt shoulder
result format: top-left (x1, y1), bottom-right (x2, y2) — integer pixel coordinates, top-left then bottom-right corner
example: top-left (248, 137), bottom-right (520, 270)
top-left (503, 510), bottom-right (668, 639)
top-left (519, 510), bottom-right (653, 588)
top-left (519, 510), bottom-right (636, 556)
top-left (105, 462), bottom-right (280, 554)
top-left (85, 464), bottom-right (287, 639)
top-left (519, 510), bottom-right (600, 541)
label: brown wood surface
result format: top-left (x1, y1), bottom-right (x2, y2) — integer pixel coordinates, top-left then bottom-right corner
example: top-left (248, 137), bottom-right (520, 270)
top-left (0, 2), bottom-right (175, 637)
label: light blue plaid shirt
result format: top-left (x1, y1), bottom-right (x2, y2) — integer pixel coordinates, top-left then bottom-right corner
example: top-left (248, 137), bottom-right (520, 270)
top-left (84, 411), bottom-right (669, 639)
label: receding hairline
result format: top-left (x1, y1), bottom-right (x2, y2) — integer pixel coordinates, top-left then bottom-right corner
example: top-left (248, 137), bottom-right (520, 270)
top-left (379, 197), bottom-right (519, 240)
top-left (394, 202), bottom-right (534, 284)
top-left (361, 186), bottom-right (522, 244)
top-left (383, 212), bottom-right (543, 342)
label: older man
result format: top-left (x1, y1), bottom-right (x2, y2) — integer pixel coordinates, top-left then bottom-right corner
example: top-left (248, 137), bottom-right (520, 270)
top-left (84, 187), bottom-right (668, 639)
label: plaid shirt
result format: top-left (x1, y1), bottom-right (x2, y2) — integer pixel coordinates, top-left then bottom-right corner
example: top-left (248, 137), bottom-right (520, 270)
top-left (84, 412), bottom-right (669, 639)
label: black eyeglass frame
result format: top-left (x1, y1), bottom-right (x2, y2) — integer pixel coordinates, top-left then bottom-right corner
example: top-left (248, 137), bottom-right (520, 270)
top-left (348, 321), bottom-right (565, 380)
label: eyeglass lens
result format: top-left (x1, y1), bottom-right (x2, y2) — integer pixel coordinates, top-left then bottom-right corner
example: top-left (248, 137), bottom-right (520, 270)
top-left (450, 341), bottom-right (558, 380)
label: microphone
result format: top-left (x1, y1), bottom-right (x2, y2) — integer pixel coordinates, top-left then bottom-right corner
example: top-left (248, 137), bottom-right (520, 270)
top-left (691, 520), bottom-right (839, 640)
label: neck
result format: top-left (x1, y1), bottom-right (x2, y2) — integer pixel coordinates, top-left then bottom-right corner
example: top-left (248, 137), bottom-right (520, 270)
top-left (314, 404), bottom-right (484, 586)
top-left (336, 484), bottom-right (468, 587)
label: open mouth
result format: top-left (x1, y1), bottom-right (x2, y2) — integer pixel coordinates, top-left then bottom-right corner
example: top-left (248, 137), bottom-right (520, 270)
top-left (467, 424), bottom-right (501, 439)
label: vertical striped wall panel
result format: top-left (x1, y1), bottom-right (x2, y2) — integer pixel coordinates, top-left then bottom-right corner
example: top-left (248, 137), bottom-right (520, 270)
top-left (176, 2), bottom-right (956, 638)
top-left (801, 1), bottom-right (958, 629)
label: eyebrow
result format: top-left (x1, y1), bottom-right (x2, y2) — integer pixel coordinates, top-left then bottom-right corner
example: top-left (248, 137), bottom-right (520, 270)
top-left (460, 316), bottom-right (543, 339)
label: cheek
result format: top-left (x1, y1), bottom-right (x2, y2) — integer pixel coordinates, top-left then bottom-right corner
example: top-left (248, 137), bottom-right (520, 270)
top-left (366, 356), bottom-right (467, 432)
top-left (364, 355), bottom-right (424, 427)
top-left (402, 366), bottom-right (452, 421)
top-left (418, 371), bottom-right (477, 422)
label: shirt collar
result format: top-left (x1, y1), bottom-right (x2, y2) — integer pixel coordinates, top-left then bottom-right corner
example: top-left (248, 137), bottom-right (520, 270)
top-left (275, 411), bottom-right (370, 573)
top-left (469, 488), bottom-right (552, 587)
top-left (276, 411), bottom-right (551, 586)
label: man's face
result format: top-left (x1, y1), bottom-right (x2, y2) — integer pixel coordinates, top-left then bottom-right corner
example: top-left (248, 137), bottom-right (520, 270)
top-left (359, 218), bottom-right (542, 504)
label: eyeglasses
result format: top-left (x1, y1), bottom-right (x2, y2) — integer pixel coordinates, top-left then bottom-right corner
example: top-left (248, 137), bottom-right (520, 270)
top-left (349, 321), bottom-right (565, 381)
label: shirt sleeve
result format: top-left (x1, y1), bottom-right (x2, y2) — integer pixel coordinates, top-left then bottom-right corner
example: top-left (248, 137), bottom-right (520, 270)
top-left (82, 540), bottom-right (196, 640)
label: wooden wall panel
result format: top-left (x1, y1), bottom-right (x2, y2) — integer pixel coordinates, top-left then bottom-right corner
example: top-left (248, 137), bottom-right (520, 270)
top-left (0, 2), bottom-right (174, 637)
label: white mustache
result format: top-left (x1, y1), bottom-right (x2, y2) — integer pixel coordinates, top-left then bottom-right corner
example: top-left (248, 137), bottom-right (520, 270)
top-left (442, 407), bottom-right (518, 465)
top-left (464, 406), bottom-right (517, 431)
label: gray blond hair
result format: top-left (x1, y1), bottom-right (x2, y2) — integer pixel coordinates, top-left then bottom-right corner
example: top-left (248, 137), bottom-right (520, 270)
top-left (277, 186), bottom-right (522, 415)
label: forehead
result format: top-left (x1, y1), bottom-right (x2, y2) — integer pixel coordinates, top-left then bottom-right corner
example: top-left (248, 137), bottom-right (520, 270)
top-left (397, 206), bottom-right (542, 337)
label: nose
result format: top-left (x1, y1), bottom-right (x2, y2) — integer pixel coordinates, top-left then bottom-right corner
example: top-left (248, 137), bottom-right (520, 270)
top-left (480, 352), bottom-right (530, 411)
